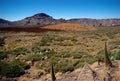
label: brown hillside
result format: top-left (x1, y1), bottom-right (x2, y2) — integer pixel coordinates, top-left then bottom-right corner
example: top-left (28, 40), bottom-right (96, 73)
top-left (42, 23), bottom-right (96, 31)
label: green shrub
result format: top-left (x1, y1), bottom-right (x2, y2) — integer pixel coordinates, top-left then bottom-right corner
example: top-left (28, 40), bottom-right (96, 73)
top-left (50, 56), bottom-right (60, 64)
top-left (106, 32), bottom-right (115, 39)
top-left (71, 38), bottom-right (77, 42)
top-left (97, 49), bottom-right (112, 61)
top-left (36, 37), bottom-right (53, 46)
top-left (32, 46), bottom-right (41, 53)
top-left (0, 52), bottom-right (8, 60)
top-left (27, 54), bottom-right (43, 61)
top-left (0, 62), bottom-right (24, 78)
top-left (13, 47), bottom-right (29, 56)
top-left (71, 52), bottom-right (87, 59)
top-left (112, 51), bottom-right (120, 60)
top-left (54, 37), bottom-right (66, 41)
top-left (61, 53), bottom-right (71, 58)
top-left (12, 60), bottom-right (30, 70)
top-left (55, 59), bottom-right (74, 73)
top-left (32, 46), bottom-right (51, 53)
top-left (38, 61), bottom-right (50, 73)
top-left (74, 62), bottom-right (84, 69)
top-left (97, 50), bottom-right (105, 59)
top-left (61, 51), bottom-right (87, 58)
top-left (86, 56), bottom-right (97, 64)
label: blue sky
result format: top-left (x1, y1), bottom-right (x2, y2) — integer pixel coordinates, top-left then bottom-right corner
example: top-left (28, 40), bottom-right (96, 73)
top-left (0, 0), bottom-right (120, 21)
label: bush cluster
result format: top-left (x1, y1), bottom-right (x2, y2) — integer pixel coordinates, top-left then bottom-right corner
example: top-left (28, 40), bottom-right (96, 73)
top-left (0, 62), bottom-right (25, 78)
top-left (112, 51), bottom-right (120, 60)
top-left (27, 54), bottom-right (43, 61)
top-left (13, 47), bottom-right (29, 56)
top-left (0, 52), bottom-right (8, 60)
top-left (12, 60), bottom-right (30, 70)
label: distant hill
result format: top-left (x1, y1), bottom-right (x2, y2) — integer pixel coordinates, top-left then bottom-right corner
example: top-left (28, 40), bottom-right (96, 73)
top-left (0, 13), bottom-right (120, 27)
top-left (67, 18), bottom-right (120, 27)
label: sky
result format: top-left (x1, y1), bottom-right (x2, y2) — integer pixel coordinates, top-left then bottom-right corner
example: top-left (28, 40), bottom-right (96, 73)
top-left (0, 0), bottom-right (120, 21)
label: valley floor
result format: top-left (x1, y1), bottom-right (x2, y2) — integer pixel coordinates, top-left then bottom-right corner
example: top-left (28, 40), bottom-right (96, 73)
top-left (0, 26), bottom-right (120, 81)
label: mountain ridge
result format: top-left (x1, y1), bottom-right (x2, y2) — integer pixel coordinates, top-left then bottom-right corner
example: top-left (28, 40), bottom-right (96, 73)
top-left (0, 13), bottom-right (120, 27)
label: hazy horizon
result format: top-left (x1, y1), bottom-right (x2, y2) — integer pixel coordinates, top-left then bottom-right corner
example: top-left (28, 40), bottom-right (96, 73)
top-left (0, 0), bottom-right (120, 21)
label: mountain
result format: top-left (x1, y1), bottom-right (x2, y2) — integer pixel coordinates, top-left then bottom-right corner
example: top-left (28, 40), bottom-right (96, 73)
top-left (67, 18), bottom-right (120, 27)
top-left (0, 18), bottom-right (12, 27)
top-left (12, 13), bottom-right (57, 27)
top-left (0, 13), bottom-right (120, 27)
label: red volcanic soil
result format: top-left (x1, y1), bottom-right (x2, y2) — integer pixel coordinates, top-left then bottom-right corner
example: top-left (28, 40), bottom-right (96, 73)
top-left (0, 27), bottom-right (61, 33)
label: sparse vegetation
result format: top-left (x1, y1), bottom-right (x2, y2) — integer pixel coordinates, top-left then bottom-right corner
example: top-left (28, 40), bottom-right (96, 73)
top-left (0, 26), bottom-right (120, 80)
top-left (27, 54), bottom-right (43, 61)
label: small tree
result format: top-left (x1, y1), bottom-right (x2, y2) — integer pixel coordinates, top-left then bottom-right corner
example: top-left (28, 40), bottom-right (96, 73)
top-left (51, 63), bottom-right (56, 81)
top-left (104, 42), bottom-right (112, 69)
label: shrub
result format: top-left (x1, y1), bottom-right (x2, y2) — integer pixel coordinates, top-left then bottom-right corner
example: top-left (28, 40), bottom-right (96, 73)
top-left (61, 52), bottom-right (71, 58)
top-left (27, 54), bottom-right (43, 61)
top-left (32, 46), bottom-right (51, 53)
top-left (32, 46), bottom-right (41, 53)
top-left (112, 51), bottom-right (120, 60)
top-left (38, 61), bottom-right (50, 73)
top-left (74, 62), bottom-right (84, 69)
top-left (71, 52), bottom-right (87, 59)
top-left (0, 52), bottom-right (8, 60)
top-left (71, 38), bottom-right (77, 42)
top-left (36, 37), bottom-right (53, 46)
top-left (54, 37), bottom-right (66, 41)
top-left (50, 56), bottom-right (60, 64)
top-left (86, 56), bottom-right (97, 64)
top-left (55, 59), bottom-right (74, 73)
top-left (13, 47), bottom-right (29, 56)
top-left (12, 60), bottom-right (30, 70)
top-left (0, 62), bottom-right (24, 78)
top-left (97, 50), bottom-right (105, 60)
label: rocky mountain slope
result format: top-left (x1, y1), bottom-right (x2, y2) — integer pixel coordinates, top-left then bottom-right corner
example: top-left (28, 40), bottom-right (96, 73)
top-left (0, 13), bottom-right (120, 27)
top-left (0, 18), bottom-right (12, 27)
